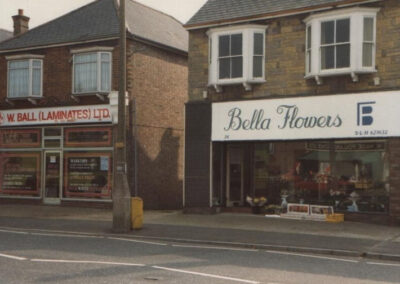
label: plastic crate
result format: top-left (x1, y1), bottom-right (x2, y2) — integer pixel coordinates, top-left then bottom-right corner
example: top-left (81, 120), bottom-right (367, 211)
top-left (326, 213), bottom-right (344, 223)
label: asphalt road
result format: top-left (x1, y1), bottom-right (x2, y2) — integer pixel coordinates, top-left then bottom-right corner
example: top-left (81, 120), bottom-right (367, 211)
top-left (1, 228), bottom-right (400, 284)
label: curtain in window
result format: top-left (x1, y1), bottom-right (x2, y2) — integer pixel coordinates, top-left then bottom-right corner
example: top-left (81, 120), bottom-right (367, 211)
top-left (363, 18), bottom-right (374, 67)
top-left (8, 60), bottom-right (29, 98)
top-left (32, 60), bottom-right (42, 96)
top-left (74, 53), bottom-right (98, 93)
top-left (100, 53), bottom-right (111, 92)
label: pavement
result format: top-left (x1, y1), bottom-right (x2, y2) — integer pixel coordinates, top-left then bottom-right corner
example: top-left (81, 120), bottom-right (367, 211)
top-left (0, 204), bottom-right (400, 261)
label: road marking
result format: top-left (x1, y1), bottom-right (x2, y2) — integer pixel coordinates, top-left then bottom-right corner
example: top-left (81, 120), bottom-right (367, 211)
top-left (0, 229), bottom-right (29, 235)
top-left (108, 237), bottom-right (167, 246)
top-left (265, 250), bottom-right (359, 263)
top-left (0, 253), bottom-right (27, 261)
top-left (0, 226), bottom-right (99, 236)
top-left (30, 259), bottom-right (145, 267)
top-left (30, 232), bottom-right (104, 239)
top-left (152, 265), bottom-right (260, 284)
top-left (367, 262), bottom-right (400, 267)
top-left (172, 244), bottom-right (259, 252)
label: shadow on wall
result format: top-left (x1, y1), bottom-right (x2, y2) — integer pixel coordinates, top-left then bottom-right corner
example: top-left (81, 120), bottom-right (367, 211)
top-left (129, 127), bottom-right (183, 210)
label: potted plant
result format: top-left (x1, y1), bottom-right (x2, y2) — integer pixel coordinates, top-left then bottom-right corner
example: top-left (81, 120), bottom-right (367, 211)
top-left (246, 196), bottom-right (267, 214)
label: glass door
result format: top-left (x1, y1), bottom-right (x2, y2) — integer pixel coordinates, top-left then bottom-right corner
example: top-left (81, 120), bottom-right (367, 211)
top-left (226, 145), bottom-right (244, 207)
top-left (43, 151), bottom-right (62, 204)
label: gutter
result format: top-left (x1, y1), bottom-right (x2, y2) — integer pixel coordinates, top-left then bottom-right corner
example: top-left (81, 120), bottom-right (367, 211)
top-left (0, 34), bottom-right (188, 57)
top-left (184, 0), bottom-right (382, 30)
top-left (0, 37), bottom-right (120, 54)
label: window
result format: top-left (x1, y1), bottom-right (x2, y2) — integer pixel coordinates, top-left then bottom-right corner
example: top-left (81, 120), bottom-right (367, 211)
top-left (321, 18), bottom-right (350, 70)
top-left (72, 49), bottom-right (112, 94)
top-left (64, 152), bottom-right (112, 199)
top-left (0, 152), bottom-right (41, 197)
top-left (218, 34), bottom-right (243, 79)
top-left (7, 56), bottom-right (43, 98)
top-left (304, 7), bottom-right (379, 83)
top-left (208, 25), bottom-right (267, 91)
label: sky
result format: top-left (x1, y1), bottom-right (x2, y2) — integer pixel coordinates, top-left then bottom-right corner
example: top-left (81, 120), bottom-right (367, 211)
top-left (0, 0), bottom-right (207, 31)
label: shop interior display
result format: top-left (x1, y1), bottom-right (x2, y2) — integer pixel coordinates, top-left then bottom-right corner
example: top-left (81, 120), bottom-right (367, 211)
top-left (251, 141), bottom-right (390, 214)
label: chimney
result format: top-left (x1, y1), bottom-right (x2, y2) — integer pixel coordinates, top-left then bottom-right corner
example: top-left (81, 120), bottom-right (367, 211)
top-left (12, 9), bottom-right (30, 36)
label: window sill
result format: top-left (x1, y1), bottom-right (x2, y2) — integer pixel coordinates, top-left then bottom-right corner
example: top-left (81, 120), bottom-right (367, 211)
top-left (71, 92), bottom-right (110, 103)
top-left (305, 68), bottom-right (377, 85)
top-left (209, 78), bottom-right (266, 92)
top-left (6, 97), bottom-right (42, 106)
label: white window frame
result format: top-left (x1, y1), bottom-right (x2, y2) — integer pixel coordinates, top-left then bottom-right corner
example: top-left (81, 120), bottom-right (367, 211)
top-left (304, 7), bottom-right (379, 84)
top-left (70, 46), bottom-right (113, 95)
top-left (207, 25), bottom-right (267, 92)
top-left (6, 54), bottom-right (44, 99)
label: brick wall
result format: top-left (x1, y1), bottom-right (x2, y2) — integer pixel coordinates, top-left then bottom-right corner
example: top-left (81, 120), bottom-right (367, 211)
top-left (0, 39), bottom-right (119, 108)
top-left (188, 0), bottom-right (400, 102)
top-left (186, 0), bottom-right (400, 220)
top-left (127, 40), bottom-right (188, 209)
top-left (0, 38), bottom-right (188, 210)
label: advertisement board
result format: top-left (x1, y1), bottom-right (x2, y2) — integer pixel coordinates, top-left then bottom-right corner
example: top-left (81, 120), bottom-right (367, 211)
top-left (0, 153), bottom-right (41, 196)
top-left (0, 105), bottom-right (112, 127)
top-left (64, 152), bottom-right (112, 198)
top-left (212, 91), bottom-right (400, 141)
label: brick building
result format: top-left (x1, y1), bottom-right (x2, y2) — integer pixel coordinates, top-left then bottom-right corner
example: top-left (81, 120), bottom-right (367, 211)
top-left (184, 0), bottom-right (400, 224)
top-left (0, 0), bottom-right (187, 209)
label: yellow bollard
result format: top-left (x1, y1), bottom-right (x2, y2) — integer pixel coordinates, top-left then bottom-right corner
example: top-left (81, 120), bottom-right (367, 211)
top-left (131, 197), bottom-right (143, 230)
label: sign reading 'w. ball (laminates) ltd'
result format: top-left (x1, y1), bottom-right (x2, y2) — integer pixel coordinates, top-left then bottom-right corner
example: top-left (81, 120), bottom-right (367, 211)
top-left (212, 91), bottom-right (400, 141)
top-left (0, 105), bottom-right (112, 127)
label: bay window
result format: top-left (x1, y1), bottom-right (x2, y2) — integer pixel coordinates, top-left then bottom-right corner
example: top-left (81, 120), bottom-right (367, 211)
top-left (304, 7), bottom-right (379, 84)
top-left (7, 55), bottom-right (43, 99)
top-left (71, 47), bottom-right (112, 94)
top-left (208, 25), bottom-right (267, 92)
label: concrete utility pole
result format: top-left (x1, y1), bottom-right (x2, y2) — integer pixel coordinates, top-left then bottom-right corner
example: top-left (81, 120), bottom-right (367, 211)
top-left (113, 0), bottom-right (131, 233)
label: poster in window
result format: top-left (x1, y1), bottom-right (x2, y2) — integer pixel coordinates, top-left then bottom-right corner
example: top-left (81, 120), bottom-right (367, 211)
top-left (0, 129), bottom-right (41, 148)
top-left (64, 152), bottom-right (112, 198)
top-left (0, 153), bottom-right (41, 196)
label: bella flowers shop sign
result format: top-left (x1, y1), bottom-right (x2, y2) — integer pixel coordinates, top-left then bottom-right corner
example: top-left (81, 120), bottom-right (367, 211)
top-left (0, 105), bottom-right (112, 127)
top-left (212, 91), bottom-right (400, 141)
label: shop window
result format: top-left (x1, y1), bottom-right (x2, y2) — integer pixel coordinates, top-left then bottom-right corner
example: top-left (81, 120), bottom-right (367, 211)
top-left (7, 57), bottom-right (43, 98)
top-left (0, 152), bottom-right (41, 197)
top-left (72, 50), bottom-right (112, 94)
top-left (64, 152), bottom-right (112, 199)
top-left (64, 127), bottom-right (112, 147)
top-left (304, 7), bottom-right (378, 84)
top-left (250, 140), bottom-right (389, 214)
top-left (0, 129), bottom-right (41, 148)
top-left (208, 25), bottom-right (267, 92)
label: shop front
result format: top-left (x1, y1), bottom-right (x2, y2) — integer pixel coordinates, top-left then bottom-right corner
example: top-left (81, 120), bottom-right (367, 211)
top-left (193, 90), bottom-right (400, 223)
top-left (0, 105), bottom-right (114, 205)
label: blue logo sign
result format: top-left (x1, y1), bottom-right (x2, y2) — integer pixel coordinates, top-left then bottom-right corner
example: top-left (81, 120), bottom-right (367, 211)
top-left (357, 101), bottom-right (375, 126)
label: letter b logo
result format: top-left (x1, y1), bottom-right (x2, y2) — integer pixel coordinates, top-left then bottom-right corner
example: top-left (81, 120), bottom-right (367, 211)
top-left (357, 102), bottom-right (375, 126)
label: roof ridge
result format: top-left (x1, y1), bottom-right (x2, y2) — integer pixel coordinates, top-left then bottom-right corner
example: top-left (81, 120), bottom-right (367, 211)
top-left (127, 0), bottom-right (183, 24)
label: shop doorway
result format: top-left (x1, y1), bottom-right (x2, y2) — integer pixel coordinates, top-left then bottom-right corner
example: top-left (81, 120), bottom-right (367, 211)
top-left (43, 151), bottom-right (62, 205)
top-left (226, 145), bottom-right (244, 207)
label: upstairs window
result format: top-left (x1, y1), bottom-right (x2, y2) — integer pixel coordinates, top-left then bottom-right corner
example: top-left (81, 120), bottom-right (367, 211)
top-left (7, 56), bottom-right (43, 98)
top-left (304, 7), bottom-right (379, 84)
top-left (218, 34), bottom-right (243, 79)
top-left (208, 25), bottom-right (267, 92)
top-left (321, 18), bottom-right (350, 70)
top-left (71, 47), bottom-right (112, 94)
